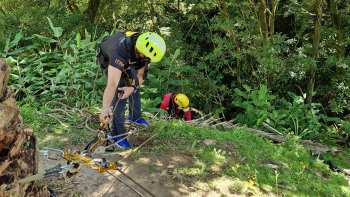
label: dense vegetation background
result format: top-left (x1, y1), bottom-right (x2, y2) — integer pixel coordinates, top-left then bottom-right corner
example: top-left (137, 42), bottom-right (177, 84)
top-left (1, 0), bottom-right (350, 144)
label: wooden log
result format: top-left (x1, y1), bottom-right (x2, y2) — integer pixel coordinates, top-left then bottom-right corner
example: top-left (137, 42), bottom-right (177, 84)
top-left (0, 58), bottom-right (11, 101)
top-left (0, 58), bottom-right (49, 197)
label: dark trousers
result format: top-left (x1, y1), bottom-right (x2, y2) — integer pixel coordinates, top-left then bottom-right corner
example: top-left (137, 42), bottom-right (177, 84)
top-left (110, 77), bottom-right (142, 136)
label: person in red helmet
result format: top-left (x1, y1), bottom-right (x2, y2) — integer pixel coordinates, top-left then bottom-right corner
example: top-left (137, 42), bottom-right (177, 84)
top-left (158, 93), bottom-right (192, 121)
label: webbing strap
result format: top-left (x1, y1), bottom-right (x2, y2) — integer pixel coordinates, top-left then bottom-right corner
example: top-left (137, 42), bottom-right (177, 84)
top-left (167, 93), bottom-right (177, 115)
top-left (143, 60), bottom-right (149, 80)
top-left (125, 32), bottom-right (139, 87)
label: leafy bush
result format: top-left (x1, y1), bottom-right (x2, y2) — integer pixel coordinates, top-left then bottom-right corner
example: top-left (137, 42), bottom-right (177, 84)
top-left (1, 18), bottom-right (107, 106)
top-left (233, 84), bottom-right (340, 140)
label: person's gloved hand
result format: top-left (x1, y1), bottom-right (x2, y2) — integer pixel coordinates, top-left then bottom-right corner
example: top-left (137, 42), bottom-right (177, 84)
top-left (118, 86), bottom-right (134, 99)
top-left (100, 108), bottom-right (112, 124)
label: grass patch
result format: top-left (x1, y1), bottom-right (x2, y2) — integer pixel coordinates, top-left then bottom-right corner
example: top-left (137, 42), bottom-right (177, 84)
top-left (148, 120), bottom-right (350, 196)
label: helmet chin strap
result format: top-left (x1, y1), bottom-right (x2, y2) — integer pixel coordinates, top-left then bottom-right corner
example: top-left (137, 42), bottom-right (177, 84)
top-left (143, 59), bottom-right (150, 80)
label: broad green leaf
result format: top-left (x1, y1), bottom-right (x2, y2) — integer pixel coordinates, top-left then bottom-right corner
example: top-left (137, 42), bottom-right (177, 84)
top-left (34, 34), bottom-right (58, 43)
top-left (250, 91), bottom-right (259, 106)
top-left (6, 56), bottom-right (18, 66)
top-left (27, 83), bottom-right (43, 91)
top-left (319, 114), bottom-right (327, 122)
top-left (146, 108), bottom-right (163, 114)
top-left (9, 33), bottom-right (23, 48)
top-left (265, 95), bottom-right (276, 100)
top-left (76, 33), bottom-right (81, 48)
top-left (21, 63), bottom-right (39, 73)
top-left (242, 84), bottom-right (251, 92)
top-left (38, 51), bottom-right (63, 59)
top-left (33, 56), bottom-right (48, 63)
top-left (328, 117), bottom-right (340, 122)
top-left (70, 44), bottom-right (78, 54)
top-left (172, 48), bottom-right (180, 62)
top-left (287, 91), bottom-right (299, 101)
top-left (172, 66), bottom-right (191, 73)
top-left (9, 83), bottom-right (21, 90)
top-left (257, 117), bottom-right (264, 125)
top-left (7, 44), bottom-right (41, 56)
top-left (64, 55), bottom-right (75, 63)
top-left (277, 114), bottom-right (287, 119)
top-left (276, 120), bottom-right (286, 125)
top-left (232, 100), bottom-right (244, 107)
top-left (46, 63), bottom-right (64, 68)
top-left (272, 110), bottom-right (278, 117)
top-left (143, 80), bottom-right (165, 89)
top-left (159, 56), bottom-right (171, 66)
top-left (258, 84), bottom-right (268, 100)
top-left (242, 101), bottom-right (254, 112)
top-left (234, 88), bottom-right (248, 99)
top-left (265, 118), bottom-right (272, 125)
top-left (29, 96), bottom-right (35, 103)
top-left (85, 28), bottom-right (90, 43)
top-left (23, 36), bottom-right (35, 40)
top-left (96, 32), bottom-right (110, 42)
top-left (62, 34), bottom-right (77, 48)
top-left (78, 53), bottom-right (95, 59)
top-left (19, 54), bottom-right (37, 64)
top-left (47, 17), bottom-right (63, 38)
top-left (23, 72), bottom-right (38, 82)
top-left (149, 67), bottom-right (167, 76)
top-left (80, 41), bottom-right (98, 48)
top-left (40, 90), bottom-right (51, 96)
top-left (168, 80), bottom-right (190, 86)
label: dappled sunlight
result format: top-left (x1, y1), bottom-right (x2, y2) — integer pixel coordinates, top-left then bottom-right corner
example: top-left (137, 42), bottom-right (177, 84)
top-left (53, 129), bottom-right (64, 135)
top-left (40, 134), bottom-right (54, 144)
top-left (193, 176), bottom-right (268, 196)
top-left (340, 185), bottom-right (350, 195)
top-left (135, 157), bottom-right (151, 165)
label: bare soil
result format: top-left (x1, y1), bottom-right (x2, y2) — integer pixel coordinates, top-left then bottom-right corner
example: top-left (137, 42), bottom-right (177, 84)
top-left (39, 149), bottom-right (227, 197)
top-left (37, 129), bottom-right (262, 197)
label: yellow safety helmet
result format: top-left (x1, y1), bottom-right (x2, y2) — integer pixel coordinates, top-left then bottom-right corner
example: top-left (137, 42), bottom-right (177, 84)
top-left (174, 94), bottom-right (189, 109)
top-left (136, 32), bottom-right (166, 62)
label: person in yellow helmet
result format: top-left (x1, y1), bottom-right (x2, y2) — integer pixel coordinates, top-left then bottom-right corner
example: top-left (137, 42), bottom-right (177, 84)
top-left (96, 31), bottom-right (166, 149)
top-left (158, 93), bottom-right (192, 121)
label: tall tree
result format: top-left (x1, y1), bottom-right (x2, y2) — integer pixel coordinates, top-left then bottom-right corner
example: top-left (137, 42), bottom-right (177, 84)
top-left (325, 0), bottom-right (347, 80)
top-left (144, 0), bottom-right (161, 35)
top-left (84, 0), bottom-right (101, 23)
top-left (305, 0), bottom-right (323, 105)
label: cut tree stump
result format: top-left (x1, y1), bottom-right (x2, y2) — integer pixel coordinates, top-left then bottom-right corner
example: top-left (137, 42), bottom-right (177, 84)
top-left (0, 58), bottom-right (49, 197)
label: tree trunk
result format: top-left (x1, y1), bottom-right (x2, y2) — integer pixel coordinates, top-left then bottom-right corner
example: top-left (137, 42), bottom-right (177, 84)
top-left (144, 0), bottom-right (161, 35)
top-left (305, 0), bottom-right (323, 105)
top-left (0, 58), bottom-right (49, 197)
top-left (84, 0), bottom-right (101, 23)
top-left (325, 0), bottom-right (346, 80)
top-left (258, 0), bottom-right (268, 39)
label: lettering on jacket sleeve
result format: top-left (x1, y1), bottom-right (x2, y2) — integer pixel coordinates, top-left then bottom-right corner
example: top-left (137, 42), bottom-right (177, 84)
top-left (115, 59), bottom-right (125, 68)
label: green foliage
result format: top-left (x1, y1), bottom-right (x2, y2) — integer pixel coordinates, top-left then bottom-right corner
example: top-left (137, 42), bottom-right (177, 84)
top-left (232, 84), bottom-right (276, 127)
top-left (233, 84), bottom-right (340, 140)
top-left (2, 18), bottom-right (107, 105)
top-left (147, 120), bottom-right (350, 197)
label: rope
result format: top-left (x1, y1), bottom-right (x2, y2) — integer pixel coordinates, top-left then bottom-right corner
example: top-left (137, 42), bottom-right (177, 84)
top-left (38, 101), bottom-right (100, 132)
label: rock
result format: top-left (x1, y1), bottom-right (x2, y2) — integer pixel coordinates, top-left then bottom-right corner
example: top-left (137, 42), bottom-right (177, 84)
top-left (185, 150), bottom-right (196, 156)
top-left (203, 139), bottom-right (217, 146)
